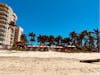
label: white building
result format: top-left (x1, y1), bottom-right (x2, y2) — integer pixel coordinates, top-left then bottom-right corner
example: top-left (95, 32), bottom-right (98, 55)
top-left (14, 26), bottom-right (23, 42)
top-left (0, 3), bottom-right (23, 48)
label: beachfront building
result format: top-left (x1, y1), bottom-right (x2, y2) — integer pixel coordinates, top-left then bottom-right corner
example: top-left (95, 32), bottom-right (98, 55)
top-left (0, 3), bottom-right (23, 48)
top-left (14, 26), bottom-right (23, 42)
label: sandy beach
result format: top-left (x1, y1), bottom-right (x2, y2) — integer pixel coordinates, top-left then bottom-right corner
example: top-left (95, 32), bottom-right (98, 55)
top-left (0, 50), bottom-right (100, 75)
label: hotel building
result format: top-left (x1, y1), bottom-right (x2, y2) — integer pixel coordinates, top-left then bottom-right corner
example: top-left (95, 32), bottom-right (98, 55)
top-left (14, 26), bottom-right (23, 42)
top-left (0, 3), bottom-right (23, 48)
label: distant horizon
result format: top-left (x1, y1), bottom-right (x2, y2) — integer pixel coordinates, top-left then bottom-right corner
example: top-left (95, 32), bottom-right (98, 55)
top-left (0, 0), bottom-right (99, 38)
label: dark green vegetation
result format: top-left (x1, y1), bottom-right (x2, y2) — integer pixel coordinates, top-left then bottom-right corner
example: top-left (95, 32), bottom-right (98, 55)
top-left (12, 29), bottom-right (100, 52)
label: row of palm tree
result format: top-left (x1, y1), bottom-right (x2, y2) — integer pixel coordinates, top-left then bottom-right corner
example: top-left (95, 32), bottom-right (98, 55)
top-left (20, 29), bottom-right (100, 52)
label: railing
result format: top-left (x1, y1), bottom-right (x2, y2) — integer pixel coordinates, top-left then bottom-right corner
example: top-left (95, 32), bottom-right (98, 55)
top-left (0, 37), bottom-right (4, 41)
top-left (0, 11), bottom-right (9, 15)
top-left (0, 4), bottom-right (8, 10)
top-left (0, 7), bottom-right (8, 12)
top-left (0, 24), bottom-right (5, 26)
top-left (0, 13), bottom-right (8, 17)
top-left (0, 11), bottom-right (8, 16)
top-left (0, 32), bottom-right (5, 35)
top-left (0, 27), bottom-right (5, 29)
top-left (0, 41), bottom-right (3, 43)
top-left (0, 25), bottom-right (6, 29)
top-left (0, 30), bottom-right (5, 33)
top-left (0, 20), bottom-right (7, 24)
top-left (0, 16), bottom-right (7, 19)
top-left (0, 35), bottom-right (5, 39)
top-left (0, 22), bottom-right (7, 24)
top-left (0, 18), bottom-right (7, 21)
top-left (0, 20), bottom-right (6, 23)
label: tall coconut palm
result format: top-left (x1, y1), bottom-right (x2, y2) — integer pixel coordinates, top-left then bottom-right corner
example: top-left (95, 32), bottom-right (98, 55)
top-left (62, 37), bottom-right (71, 46)
top-left (76, 35), bottom-right (82, 47)
top-left (43, 35), bottom-right (49, 45)
top-left (28, 32), bottom-right (35, 45)
top-left (88, 35), bottom-right (95, 49)
top-left (69, 31), bottom-right (77, 45)
top-left (79, 30), bottom-right (89, 47)
top-left (37, 34), bottom-right (43, 45)
top-left (83, 37), bottom-right (88, 48)
top-left (20, 34), bottom-right (28, 44)
top-left (37, 34), bottom-right (48, 45)
top-left (94, 29), bottom-right (100, 52)
top-left (55, 35), bottom-right (62, 46)
top-left (48, 35), bottom-right (55, 46)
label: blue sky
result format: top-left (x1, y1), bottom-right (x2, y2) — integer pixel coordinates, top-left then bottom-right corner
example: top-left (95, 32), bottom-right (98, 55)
top-left (0, 0), bottom-right (99, 37)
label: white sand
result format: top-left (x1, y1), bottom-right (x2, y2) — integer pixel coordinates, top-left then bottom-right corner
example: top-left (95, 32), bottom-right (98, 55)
top-left (0, 50), bottom-right (100, 75)
top-left (0, 50), bottom-right (100, 60)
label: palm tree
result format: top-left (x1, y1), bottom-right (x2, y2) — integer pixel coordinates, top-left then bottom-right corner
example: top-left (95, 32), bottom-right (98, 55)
top-left (94, 29), bottom-right (100, 52)
top-left (20, 34), bottom-right (28, 44)
top-left (79, 30), bottom-right (88, 47)
top-left (79, 30), bottom-right (95, 50)
top-left (37, 34), bottom-right (48, 45)
top-left (62, 37), bottom-right (71, 46)
top-left (37, 34), bottom-right (43, 45)
top-left (55, 35), bottom-right (62, 46)
top-left (43, 35), bottom-right (49, 45)
top-left (48, 35), bottom-right (55, 46)
top-left (69, 31), bottom-right (77, 45)
top-left (88, 35), bottom-right (95, 49)
top-left (28, 32), bottom-right (35, 45)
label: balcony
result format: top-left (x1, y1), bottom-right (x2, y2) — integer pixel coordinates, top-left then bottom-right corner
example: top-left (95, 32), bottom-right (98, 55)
top-left (0, 15), bottom-right (7, 19)
top-left (0, 17), bottom-right (7, 21)
top-left (0, 7), bottom-right (8, 11)
top-left (0, 21), bottom-right (7, 24)
top-left (0, 32), bottom-right (5, 37)
top-left (0, 9), bottom-right (8, 14)
top-left (0, 22), bottom-right (7, 24)
top-left (0, 10), bottom-right (9, 14)
top-left (0, 20), bottom-right (7, 24)
top-left (0, 41), bottom-right (3, 44)
top-left (0, 11), bottom-right (8, 16)
top-left (0, 23), bottom-right (5, 25)
top-left (0, 4), bottom-right (8, 10)
top-left (0, 24), bottom-right (6, 29)
top-left (0, 37), bottom-right (4, 41)
top-left (0, 25), bottom-right (6, 28)
top-left (11, 33), bottom-right (14, 37)
top-left (0, 13), bottom-right (8, 17)
top-left (0, 31), bottom-right (5, 35)
top-left (0, 18), bottom-right (7, 22)
top-left (0, 15), bottom-right (8, 18)
top-left (0, 27), bottom-right (6, 30)
top-left (0, 6), bottom-right (8, 10)
top-left (0, 20), bottom-right (6, 23)
top-left (0, 29), bottom-right (5, 33)
top-left (0, 35), bottom-right (5, 39)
